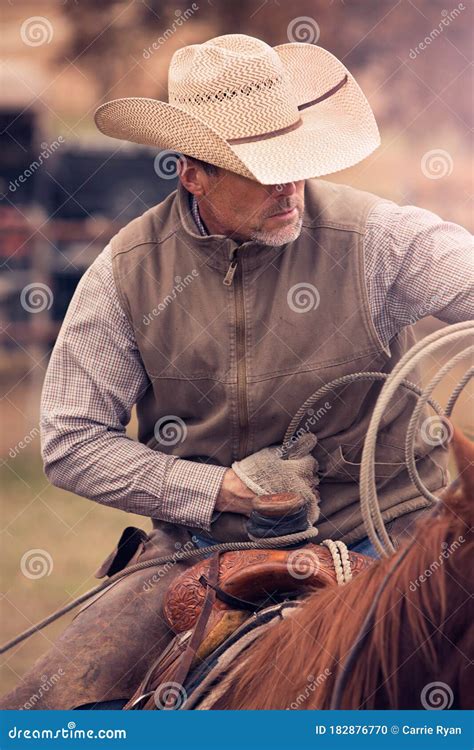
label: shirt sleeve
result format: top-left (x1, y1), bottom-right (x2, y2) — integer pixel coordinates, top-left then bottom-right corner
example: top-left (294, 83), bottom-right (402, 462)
top-left (364, 200), bottom-right (474, 346)
top-left (40, 244), bottom-right (227, 531)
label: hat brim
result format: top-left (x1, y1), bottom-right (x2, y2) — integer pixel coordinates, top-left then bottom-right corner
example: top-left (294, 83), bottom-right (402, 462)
top-left (94, 43), bottom-right (380, 184)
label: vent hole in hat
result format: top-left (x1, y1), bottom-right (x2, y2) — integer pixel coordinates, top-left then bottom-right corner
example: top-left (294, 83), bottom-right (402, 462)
top-left (173, 76), bottom-right (283, 106)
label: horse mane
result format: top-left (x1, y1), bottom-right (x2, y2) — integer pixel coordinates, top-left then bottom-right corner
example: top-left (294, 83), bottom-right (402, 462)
top-left (220, 427), bottom-right (473, 710)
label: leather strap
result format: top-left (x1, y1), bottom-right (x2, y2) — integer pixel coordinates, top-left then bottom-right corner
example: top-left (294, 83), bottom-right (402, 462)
top-left (164, 552), bottom-right (221, 708)
top-left (198, 574), bottom-right (258, 612)
top-left (246, 505), bottom-right (309, 538)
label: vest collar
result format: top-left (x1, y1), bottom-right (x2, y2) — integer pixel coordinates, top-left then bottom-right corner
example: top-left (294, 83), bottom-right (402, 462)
top-left (175, 181), bottom-right (290, 273)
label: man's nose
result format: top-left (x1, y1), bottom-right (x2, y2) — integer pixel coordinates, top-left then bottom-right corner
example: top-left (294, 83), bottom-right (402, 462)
top-left (271, 182), bottom-right (297, 197)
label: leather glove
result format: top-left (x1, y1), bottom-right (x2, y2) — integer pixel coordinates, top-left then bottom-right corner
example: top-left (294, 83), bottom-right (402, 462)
top-left (231, 433), bottom-right (320, 525)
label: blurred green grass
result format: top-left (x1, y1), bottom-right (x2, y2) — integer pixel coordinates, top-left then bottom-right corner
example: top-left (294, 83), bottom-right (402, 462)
top-left (1, 449), bottom-right (147, 694)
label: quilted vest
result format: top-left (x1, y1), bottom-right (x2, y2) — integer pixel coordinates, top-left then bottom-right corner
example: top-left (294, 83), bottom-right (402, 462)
top-left (111, 178), bottom-right (448, 544)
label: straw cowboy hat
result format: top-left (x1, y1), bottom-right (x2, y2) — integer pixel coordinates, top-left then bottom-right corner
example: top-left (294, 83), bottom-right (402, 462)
top-left (94, 33), bottom-right (380, 185)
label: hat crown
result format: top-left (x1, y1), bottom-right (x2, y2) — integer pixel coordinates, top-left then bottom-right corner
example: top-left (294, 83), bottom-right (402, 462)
top-left (168, 34), bottom-right (299, 140)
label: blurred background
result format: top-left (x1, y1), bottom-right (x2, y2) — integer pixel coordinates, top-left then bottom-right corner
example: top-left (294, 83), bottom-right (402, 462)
top-left (1, 0), bottom-right (472, 695)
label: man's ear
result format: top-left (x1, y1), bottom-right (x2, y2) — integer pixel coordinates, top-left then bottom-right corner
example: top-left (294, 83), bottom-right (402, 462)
top-left (178, 157), bottom-right (208, 198)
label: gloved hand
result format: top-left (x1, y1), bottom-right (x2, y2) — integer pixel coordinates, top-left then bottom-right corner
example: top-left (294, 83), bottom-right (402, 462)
top-left (231, 432), bottom-right (320, 526)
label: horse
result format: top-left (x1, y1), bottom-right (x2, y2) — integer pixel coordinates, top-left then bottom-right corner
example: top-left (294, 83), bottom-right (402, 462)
top-left (193, 427), bottom-right (473, 710)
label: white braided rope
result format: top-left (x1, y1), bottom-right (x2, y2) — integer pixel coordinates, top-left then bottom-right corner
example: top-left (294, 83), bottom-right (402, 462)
top-left (321, 539), bottom-right (353, 585)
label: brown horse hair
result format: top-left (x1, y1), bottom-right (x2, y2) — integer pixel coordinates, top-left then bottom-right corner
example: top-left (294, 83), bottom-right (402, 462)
top-left (217, 428), bottom-right (473, 710)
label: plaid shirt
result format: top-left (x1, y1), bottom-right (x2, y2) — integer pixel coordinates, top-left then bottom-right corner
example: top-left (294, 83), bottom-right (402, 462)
top-left (41, 192), bottom-right (473, 530)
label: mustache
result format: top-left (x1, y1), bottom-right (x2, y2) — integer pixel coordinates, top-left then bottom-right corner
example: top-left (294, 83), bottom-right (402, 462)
top-left (264, 197), bottom-right (302, 218)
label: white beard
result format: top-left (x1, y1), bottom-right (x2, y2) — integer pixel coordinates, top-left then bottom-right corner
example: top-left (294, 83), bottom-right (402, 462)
top-left (249, 217), bottom-right (303, 247)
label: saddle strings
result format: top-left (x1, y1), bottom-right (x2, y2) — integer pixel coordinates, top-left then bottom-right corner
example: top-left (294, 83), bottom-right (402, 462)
top-left (321, 539), bottom-right (352, 585)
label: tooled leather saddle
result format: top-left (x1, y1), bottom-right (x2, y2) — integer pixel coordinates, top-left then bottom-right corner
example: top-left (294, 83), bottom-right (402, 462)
top-left (123, 492), bottom-right (373, 710)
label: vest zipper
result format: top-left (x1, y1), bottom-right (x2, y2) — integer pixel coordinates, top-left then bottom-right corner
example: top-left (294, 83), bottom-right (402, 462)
top-left (223, 248), bottom-right (238, 286)
top-left (223, 246), bottom-right (249, 459)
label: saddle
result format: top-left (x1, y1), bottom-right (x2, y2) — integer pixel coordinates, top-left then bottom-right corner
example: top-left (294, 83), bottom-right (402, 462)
top-left (120, 492), bottom-right (374, 709)
top-left (124, 542), bottom-right (372, 710)
top-left (164, 544), bottom-right (371, 634)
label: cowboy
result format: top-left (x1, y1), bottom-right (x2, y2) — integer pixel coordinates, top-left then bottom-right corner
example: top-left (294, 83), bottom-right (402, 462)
top-left (30, 34), bottom-right (473, 708)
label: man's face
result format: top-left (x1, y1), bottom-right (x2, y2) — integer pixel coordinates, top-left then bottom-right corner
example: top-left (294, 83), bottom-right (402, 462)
top-left (181, 164), bottom-right (305, 246)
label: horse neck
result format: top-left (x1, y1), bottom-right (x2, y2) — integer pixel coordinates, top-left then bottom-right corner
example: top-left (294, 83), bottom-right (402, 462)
top-left (217, 507), bottom-right (470, 710)
top-left (343, 513), bottom-right (471, 709)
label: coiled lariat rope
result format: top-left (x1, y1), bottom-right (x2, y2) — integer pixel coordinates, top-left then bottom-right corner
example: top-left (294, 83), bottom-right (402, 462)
top-left (281, 321), bottom-right (474, 557)
top-left (280, 374), bottom-right (443, 457)
top-left (360, 321), bottom-right (473, 556)
top-left (1, 324), bottom-right (471, 654)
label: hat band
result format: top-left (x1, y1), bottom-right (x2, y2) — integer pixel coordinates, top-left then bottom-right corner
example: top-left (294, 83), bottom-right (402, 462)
top-left (227, 74), bottom-right (348, 146)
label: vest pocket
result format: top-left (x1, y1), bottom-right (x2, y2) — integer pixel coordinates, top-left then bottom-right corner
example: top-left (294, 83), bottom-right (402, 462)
top-left (322, 442), bottom-right (407, 484)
